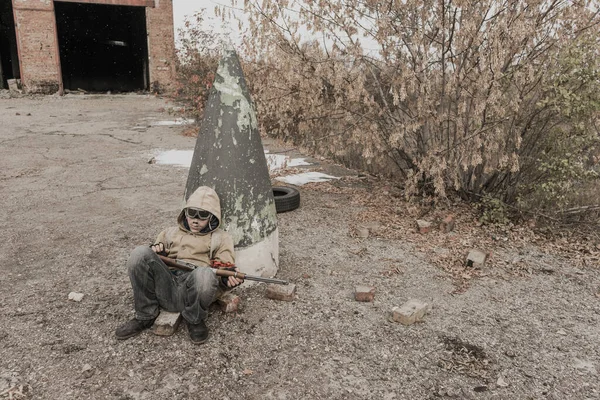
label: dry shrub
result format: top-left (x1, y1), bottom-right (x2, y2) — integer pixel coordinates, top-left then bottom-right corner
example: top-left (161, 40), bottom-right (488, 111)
top-left (209, 1), bottom-right (600, 222)
top-left (174, 12), bottom-right (221, 120)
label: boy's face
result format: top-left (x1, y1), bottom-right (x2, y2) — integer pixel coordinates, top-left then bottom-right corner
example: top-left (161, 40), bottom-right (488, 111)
top-left (186, 216), bottom-right (209, 232)
top-left (185, 208), bottom-right (211, 233)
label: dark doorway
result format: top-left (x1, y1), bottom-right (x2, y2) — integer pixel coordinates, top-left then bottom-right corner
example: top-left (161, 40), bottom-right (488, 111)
top-left (0, 0), bottom-right (20, 89)
top-left (54, 1), bottom-right (149, 92)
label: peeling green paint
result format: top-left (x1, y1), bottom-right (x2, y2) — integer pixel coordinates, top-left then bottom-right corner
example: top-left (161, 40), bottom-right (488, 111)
top-left (226, 198), bottom-right (277, 246)
top-left (185, 49), bottom-right (278, 248)
top-left (213, 50), bottom-right (258, 137)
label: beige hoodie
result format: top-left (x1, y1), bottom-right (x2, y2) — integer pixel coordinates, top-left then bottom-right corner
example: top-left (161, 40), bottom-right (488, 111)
top-left (155, 186), bottom-right (235, 268)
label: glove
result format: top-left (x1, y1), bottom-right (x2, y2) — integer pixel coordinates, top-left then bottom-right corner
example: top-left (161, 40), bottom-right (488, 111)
top-left (149, 242), bottom-right (168, 256)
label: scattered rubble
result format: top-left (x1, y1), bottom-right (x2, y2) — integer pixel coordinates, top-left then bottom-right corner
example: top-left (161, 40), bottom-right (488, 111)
top-left (392, 299), bottom-right (431, 325)
top-left (466, 249), bottom-right (488, 268)
top-left (416, 219), bottom-right (432, 234)
top-left (151, 311), bottom-right (182, 336)
top-left (217, 293), bottom-right (241, 313)
top-left (354, 286), bottom-right (375, 302)
top-left (265, 283), bottom-right (296, 301)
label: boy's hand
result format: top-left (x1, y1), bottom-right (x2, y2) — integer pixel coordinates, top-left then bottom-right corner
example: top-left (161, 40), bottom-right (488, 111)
top-left (150, 242), bottom-right (167, 255)
top-left (225, 273), bottom-right (244, 288)
top-left (211, 261), bottom-right (244, 288)
top-left (218, 266), bottom-right (244, 288)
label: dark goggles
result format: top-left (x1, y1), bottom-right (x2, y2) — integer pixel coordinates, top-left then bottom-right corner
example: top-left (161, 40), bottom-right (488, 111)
top-left (185, 208), bottom-right (211, 220)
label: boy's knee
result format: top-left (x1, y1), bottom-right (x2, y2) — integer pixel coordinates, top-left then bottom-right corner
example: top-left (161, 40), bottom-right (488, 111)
top-left (127, 245), bottom-right (154, 271)
top-left (190, 267), bottom-right (218, 290)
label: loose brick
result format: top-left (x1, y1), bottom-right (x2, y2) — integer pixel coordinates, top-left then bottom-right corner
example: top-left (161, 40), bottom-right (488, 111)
top-left (217, 292), bottom-right (240, 313)
top-left (266, 284), bottom-right (296, 302)
top-left (354, 286), bottom-right (375, 302)
top-left (466, 249), bottom-right (488, 268)
top-left (416, 219), bottom-right (432, 234)
top-left (151, 311), bottom-right (182, 336)
top-left (392, 299), bottom-right (431, 325)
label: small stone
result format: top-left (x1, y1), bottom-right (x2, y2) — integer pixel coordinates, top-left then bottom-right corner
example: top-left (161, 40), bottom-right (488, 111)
top-left (68, 292), bottom-right (84, 302)
top-left (557, 329), bottom-right (567, 336)
top-left (242, 369), bottom-right (254, 376)
top-left (81, 364), bottom-right (94, 379)
top-left (416, 220), bottom-right (432, 234)
top-left (266, 284), bottom-right (296, 302)
top-left (217, 293), bottom-right (240, 313)
top-left (152, 311), bottom-right (182, 336)
top-left (504, 350), bottom-right (516, 358)
top-left (392, 299), bottom-right (431, 325)
top-left (466, 249), bottom-right (487, 268)
top-left (439, 215), bottom-right (455, 233)
top-left (354, 286), bottom-right (375, 302)
top-left (356, 228), bottom-right (369, 238)
top-left (496, 377), bottom-right (509, 387)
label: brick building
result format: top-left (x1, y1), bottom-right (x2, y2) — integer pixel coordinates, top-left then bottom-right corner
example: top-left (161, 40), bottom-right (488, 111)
top-left (0, 0), bottom-right (175, 94)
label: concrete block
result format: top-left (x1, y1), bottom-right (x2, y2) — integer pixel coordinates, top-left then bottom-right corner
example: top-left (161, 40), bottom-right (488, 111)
top-left (152, 311), bottom-right (182, 336)
top-left (266, 284), bottom-right (296, 302)
top-left (416, 219), bottom-right (432, 234)
top-left (392, 299), bottom-right (431, 325)
top-left (439, 215), bottom-right (455, 232)
top-left (217, 292), bottom-right (240, 313)
top-left (466, 249), bottom-right (487, 268)
top-left (354, 285), bottom-right (375, 302)
top-left (7, 79), bottom-right (20, 94)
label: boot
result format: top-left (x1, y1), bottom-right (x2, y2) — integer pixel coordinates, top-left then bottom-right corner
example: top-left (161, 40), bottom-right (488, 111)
top-left (115, 317), bottom-right (156, 340)
top-left (188, 320), bottom-right (209, 344)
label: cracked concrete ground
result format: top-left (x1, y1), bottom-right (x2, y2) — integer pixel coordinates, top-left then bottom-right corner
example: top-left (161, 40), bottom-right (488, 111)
top-left (0, 94), bottom-right (599, 400)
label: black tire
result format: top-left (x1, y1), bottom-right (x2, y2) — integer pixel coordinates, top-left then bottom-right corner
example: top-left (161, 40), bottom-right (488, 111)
top-left (273, 186), bottom-right (300, 213)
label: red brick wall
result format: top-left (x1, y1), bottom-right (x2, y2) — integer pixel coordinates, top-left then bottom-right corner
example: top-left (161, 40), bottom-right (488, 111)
top-left (11, 0), bottom-right (175, 94)
top-left (146, 0), bottom-right (176, 93)
top-left (12, 0), bottom-right (61, 93)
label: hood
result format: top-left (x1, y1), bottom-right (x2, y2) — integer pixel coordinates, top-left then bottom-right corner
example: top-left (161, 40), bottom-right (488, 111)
top-left (177, 186), bottom-right (222, 234)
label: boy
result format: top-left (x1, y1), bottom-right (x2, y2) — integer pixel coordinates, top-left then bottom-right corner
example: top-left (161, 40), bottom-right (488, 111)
top-left (115, 186), bottom-right (242, 344)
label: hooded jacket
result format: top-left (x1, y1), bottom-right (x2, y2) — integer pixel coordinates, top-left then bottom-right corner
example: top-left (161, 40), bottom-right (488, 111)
top-left (155, 186), bottom-right (235, 268)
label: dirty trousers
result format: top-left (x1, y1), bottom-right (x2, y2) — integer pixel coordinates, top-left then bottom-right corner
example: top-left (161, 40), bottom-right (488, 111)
top-left (127, 245), bottom-right (220, 324)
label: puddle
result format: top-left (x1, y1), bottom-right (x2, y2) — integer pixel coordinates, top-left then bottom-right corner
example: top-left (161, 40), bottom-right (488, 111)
top-left (275, 172), bottom-right (339, 186)
top-left (153, 150), bottom-right (194, 167)
top-left (151, 118), bottom-right (196, 126)
top-left (152, 149), bottom-right (311, 172)
top-left (152, 149), bottom-right (338, 185)
top-left (265, 151), bottom-right (310, 171)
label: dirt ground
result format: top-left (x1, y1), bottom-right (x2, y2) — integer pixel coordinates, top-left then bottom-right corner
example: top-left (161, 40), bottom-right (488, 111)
top-left (0, 93), bottom-right (599, 400)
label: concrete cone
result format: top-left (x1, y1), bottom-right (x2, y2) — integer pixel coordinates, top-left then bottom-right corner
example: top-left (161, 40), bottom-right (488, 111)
top-left (185, 49), bottom-right (278, 279)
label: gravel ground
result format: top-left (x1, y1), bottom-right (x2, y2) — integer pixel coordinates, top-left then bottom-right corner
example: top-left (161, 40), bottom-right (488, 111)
top-left (0, 94), bottom-right (598, 400)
